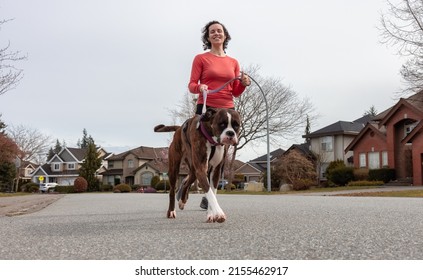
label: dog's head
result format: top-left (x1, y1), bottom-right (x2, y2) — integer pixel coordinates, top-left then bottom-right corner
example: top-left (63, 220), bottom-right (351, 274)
top-left (203, 108), bottom-right (241, 145)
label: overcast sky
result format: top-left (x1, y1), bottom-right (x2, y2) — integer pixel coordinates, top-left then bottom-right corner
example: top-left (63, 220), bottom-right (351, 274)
top-left (0, 0), bottom-right (404, 161)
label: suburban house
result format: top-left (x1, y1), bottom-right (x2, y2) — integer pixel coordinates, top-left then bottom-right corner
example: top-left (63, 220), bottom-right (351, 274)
top-left (17, 159), bottom-right (38, 182)
top-left (101, 146), bottom-right (175, 187)
top-left (283, 143), bottom-right (315, 161)
top-left (303, 115), bottom-right (371, 180)
top-left (31, 147), bottom-right (111, 185)
top-left (346, 90), bottom-right (423, 186)
top-left (235, 148), bottom-right (285, 183)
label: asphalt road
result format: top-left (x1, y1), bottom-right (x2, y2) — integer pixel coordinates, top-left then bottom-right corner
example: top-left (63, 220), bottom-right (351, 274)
top-left (1, 192), bottom-right (423, 260)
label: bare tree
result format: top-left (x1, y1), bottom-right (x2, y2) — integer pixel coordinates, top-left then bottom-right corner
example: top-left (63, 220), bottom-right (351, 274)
top-left (6, 124), bottom-right (53, 164)
top-left (169, 91), bottom-right (198, 124)
top-left (380, 0), bottom-right (423, 92)
top-left (0, 19), bottom-right (26, 96)
top-left (236, 65), bottom-right (313, 150)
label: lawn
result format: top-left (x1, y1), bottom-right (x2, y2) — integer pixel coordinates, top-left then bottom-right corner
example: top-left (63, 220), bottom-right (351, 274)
top-left (219, 185), bottom-right (423, 198)
top-left (334, 190), bottom-right (423, 198)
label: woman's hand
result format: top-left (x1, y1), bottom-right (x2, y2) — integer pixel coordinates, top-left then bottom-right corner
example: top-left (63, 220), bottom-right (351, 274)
top-left (240, 72), bottom-right (251, 86)
top-left (199, 84), bottom-right (208, 93)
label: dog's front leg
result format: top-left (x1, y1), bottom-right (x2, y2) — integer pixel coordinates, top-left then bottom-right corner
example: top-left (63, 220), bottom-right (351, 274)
top-left (205, 187), bottom-right (226, 223)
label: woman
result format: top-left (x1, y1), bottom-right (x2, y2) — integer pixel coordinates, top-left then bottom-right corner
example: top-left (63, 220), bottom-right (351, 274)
top-left (188, 20), bottom-right (251, 115)
top-left (188, 20), bottom-right (251, 209)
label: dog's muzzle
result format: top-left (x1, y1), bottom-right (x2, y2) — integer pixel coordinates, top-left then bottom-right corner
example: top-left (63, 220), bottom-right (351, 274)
top-left (220, 129), bottom-right (238, 145)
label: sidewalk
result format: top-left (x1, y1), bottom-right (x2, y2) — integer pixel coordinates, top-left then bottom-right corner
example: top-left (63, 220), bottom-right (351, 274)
top-left (0, 194), bottom-right (64, 217)
top-left (296, 186), bottom-right (423, 196)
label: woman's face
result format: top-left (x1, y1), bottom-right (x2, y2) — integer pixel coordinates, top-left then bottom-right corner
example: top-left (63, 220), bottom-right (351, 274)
top-left (208, 23), bottom-right (226, 46)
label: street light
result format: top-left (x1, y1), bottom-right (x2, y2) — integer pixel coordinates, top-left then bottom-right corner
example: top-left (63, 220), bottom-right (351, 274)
top-left (248, 75), bottom-right (271, 192)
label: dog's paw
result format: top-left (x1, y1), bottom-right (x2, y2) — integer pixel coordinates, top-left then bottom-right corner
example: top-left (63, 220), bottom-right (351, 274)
top-left (167, 210), bottom-right (176, 219)
top-left (178, 200), bottom-right (185, 210)
top-left (206, 213), bottom-right (226, 223)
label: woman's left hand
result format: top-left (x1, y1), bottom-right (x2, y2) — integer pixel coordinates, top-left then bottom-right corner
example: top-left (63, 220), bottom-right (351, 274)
top-left (240, 72), bottom-right (251, 86)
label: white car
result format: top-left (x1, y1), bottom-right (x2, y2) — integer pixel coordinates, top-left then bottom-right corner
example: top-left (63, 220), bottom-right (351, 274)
top-left (39, 183), bottom-right (58, 193)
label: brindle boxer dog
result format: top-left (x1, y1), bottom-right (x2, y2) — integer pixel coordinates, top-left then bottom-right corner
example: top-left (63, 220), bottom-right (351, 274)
top-left (154, 108), bottom-right (241, 223)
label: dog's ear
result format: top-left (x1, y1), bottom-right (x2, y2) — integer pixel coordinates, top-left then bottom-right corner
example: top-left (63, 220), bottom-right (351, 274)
top-left (201, 108), bottom-right (217, 122)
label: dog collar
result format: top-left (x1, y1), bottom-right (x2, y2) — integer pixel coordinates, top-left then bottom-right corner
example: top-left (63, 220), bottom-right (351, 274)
top-left (199, 121), bottom-right (222, 146)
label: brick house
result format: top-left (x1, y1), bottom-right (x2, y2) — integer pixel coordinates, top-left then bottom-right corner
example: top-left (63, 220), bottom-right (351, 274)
top-left (345, 90), bottom-right (423, 186)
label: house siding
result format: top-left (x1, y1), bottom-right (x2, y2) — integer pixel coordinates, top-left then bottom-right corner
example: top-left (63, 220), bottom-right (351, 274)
top-left (408, 130), bottom-right (423, 186)
top-left (350, 129), bottom-right (388, 169)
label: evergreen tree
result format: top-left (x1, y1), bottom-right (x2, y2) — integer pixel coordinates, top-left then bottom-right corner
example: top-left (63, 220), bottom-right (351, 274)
top-left (304, 115), bottom-right (311, 143)
top-left (77, 128), bottom-right (94, 149)
top-left (0, 114), bottom-right (6, 134)
top-left (0, 161), bottom-right (16, 188)
top-left (363, 105), bottom-right (378, 117)
top-left (47, 139), bottom-right (63, 161)
top-left (79, 141), bottom-right (101, 192)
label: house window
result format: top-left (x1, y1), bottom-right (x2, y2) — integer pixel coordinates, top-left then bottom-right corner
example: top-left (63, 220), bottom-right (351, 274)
top-left (359, 153), bottom-right (366, 168)
top-left (53, 163), bottom-right (61, 171)
top-left (128, 159), bottom-right (134, 168)
top-left (141, 172), bottom-right (153, 186)
top-left (321, 136), bottom-right (333, 152)
top-left (109, 161), bottom-right (114, 168)
top-left (368, 152), bottom-right (380, 169)
top-left (404, 120), bottom-right (417, 137)
top-left (67, 163), bottom-right (75, 170)
top-left (382, 151), bottom-right (388, 167)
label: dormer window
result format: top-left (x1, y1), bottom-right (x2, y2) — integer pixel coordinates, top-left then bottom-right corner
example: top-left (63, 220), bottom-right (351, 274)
top-left (404, 120), bottom-right (418, 137)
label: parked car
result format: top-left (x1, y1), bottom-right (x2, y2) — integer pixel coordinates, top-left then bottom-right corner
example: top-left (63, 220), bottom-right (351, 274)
top-left (39, 183), bottom-right (58, 193)
top-left (218, 180), bottom-right (228, 190)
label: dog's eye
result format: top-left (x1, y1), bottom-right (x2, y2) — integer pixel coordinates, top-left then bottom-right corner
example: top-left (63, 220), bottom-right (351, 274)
top-left (232, 121), bottom-right (240, 131)
top-left (219, 122), bottom-right (227, 129)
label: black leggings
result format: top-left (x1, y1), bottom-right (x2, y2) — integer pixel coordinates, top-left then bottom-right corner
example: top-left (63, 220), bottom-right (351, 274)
top-left (195, 104), bottom-right (234, 115)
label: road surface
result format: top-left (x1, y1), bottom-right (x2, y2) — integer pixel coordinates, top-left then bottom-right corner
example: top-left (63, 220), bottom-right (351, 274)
top-left (1, 192), bottom-right (423, 259)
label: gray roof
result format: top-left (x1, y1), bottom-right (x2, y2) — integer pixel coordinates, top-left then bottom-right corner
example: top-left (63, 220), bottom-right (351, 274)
top-left (303, 116), bottom-right (371, 138)
top-left (250, 148), bottom-right (285, 163)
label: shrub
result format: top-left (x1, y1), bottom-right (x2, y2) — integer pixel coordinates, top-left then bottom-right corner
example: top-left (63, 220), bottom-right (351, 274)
top-left (100, 184), bottom-right (113, 192)
top-left (368, 168), bottom-right (396, 183)
top-left (325, 160), bottom-right (346, 178)
top-left (347, 180), bottom-right (384, 187)
top-left (151, 176), bottom-right (160, 188)
top-left (113, 183), bottom-right (131, 193)
top-left (274, 150), bottom-right (317, 190)
top-left (55, 185), bottom-right (76, 193)
top-left (21, 182), bottom-right (40, 193)
top-left (327, 166), bottom-right (354, 186)
top-left (131, 184), bottom-right (142, 192)
top-left (291, 179), bottom-right (315, 191)
top-left (74, 177), bottom-right (88, 193)
top-left (154, 180), bottom-right (170, 191)
top-left (353, 168), bottom-right (369, 181)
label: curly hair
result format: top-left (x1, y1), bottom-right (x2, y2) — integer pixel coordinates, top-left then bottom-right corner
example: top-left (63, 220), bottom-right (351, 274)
top-left (201, 20), bottom-right (231, 51)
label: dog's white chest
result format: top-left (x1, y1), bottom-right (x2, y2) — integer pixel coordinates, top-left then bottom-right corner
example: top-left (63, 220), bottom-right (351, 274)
top-left (207, 144), bottom-right (225, 168)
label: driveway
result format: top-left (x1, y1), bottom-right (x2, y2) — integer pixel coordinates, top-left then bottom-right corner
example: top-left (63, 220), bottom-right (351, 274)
top-left (1, 192), bottom-right (423, 260)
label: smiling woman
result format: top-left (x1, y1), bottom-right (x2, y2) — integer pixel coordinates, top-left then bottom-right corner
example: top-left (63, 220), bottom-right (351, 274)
top-left (188, 20), bottom-right (251, 115)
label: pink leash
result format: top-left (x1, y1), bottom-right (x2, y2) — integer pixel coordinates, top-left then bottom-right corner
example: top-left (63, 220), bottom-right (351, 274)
top-left (201, 75), bottom-right (242, 114)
